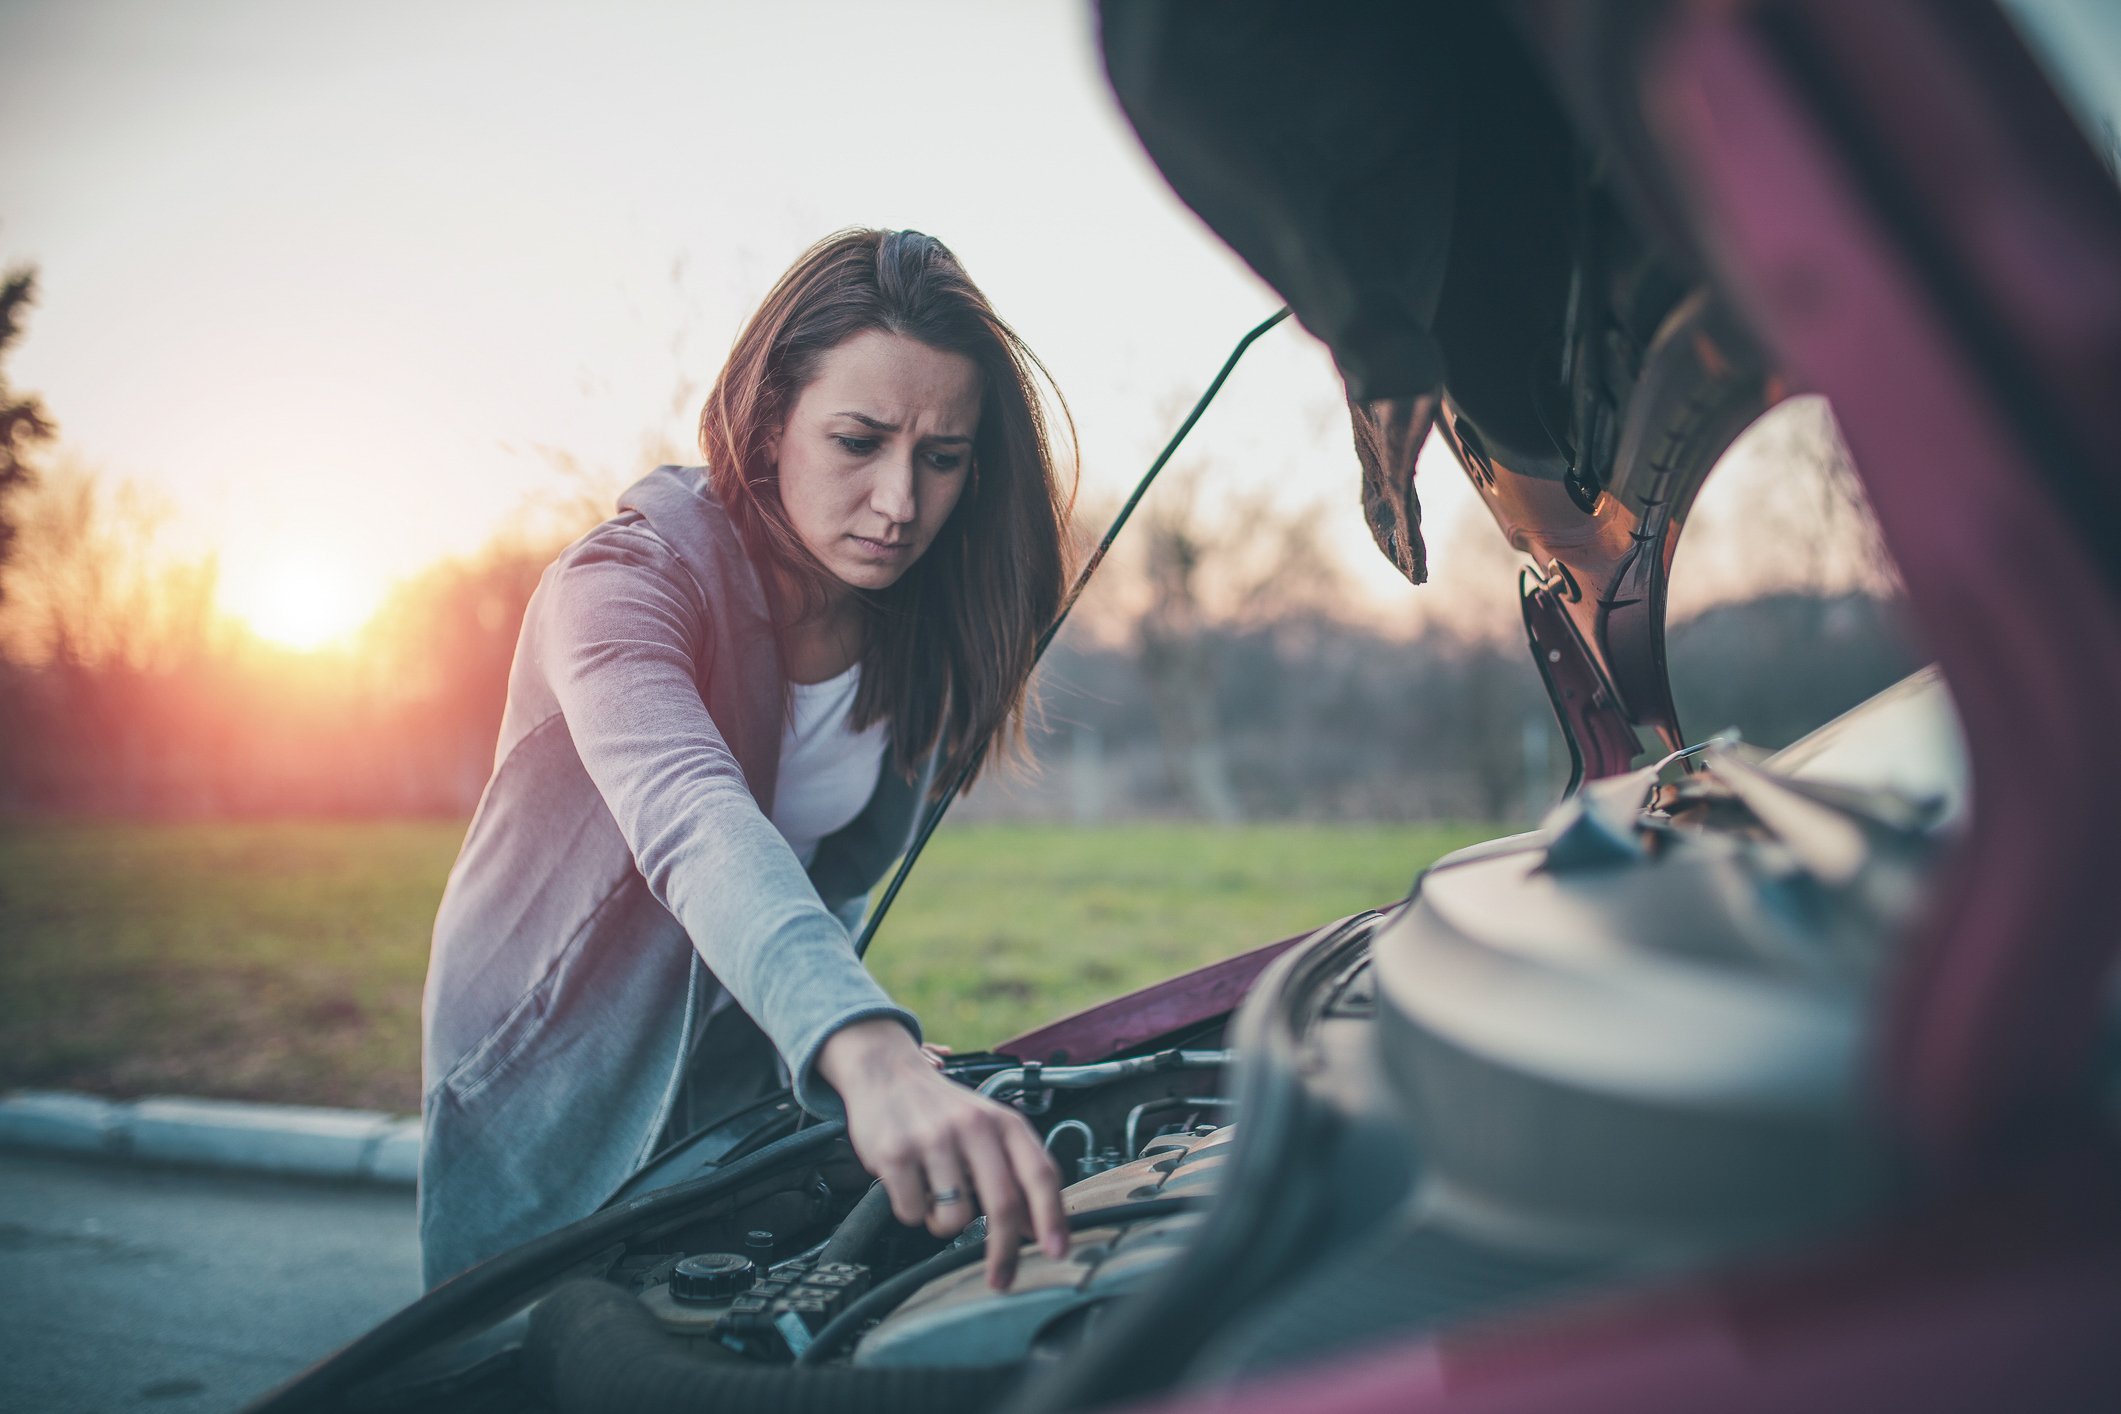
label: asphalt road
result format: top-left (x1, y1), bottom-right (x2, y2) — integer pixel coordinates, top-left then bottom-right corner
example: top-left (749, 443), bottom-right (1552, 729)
top-left (0, 1149), bottom-right (421, 1414)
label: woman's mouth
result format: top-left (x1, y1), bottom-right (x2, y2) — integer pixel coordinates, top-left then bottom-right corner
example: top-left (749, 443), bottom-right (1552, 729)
top-left (850, 535), bottom-right (910, 557)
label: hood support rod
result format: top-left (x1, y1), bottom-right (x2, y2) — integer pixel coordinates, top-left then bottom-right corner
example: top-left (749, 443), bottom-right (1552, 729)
top-left (854, 306), bottom-right (1290, 959)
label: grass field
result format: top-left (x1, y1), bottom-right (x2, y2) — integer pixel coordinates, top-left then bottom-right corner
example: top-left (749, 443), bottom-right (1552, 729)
top-left (0, 819), bottom-right (1492, 1113)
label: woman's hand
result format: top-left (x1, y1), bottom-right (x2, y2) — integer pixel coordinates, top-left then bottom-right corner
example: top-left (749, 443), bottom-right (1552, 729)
top-left (818, 1018), bottom-right (1066, 1290)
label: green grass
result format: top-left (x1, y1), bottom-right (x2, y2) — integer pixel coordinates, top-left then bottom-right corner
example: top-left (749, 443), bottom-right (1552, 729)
top-left (0, 821), bottom-right (461, 1113)
top-left (0, 820), bottom-right (1493, 1112)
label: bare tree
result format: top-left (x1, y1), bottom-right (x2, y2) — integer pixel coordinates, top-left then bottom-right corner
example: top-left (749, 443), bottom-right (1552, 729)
top-left (0, 461), bottom-right (223, 813)
top-left (0, 460), bottom-right (216, 672)
top-left (1670, 395), bottom-right (1901, 615)
top-left (1131, 457), bottom-right (1360, 824)
top-left (0, 267), bottom-right (56, 593)
top-left (1137, 464), bottom-right (1242, 823)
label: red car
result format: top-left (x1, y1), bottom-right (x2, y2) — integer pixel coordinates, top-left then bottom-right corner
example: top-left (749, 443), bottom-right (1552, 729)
top-left (246, 2), bottom-right (2121, 1410)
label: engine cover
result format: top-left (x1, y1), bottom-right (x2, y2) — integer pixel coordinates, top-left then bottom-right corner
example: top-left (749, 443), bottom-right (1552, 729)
top-left (851, 1127), bottom-right (1235, 1367)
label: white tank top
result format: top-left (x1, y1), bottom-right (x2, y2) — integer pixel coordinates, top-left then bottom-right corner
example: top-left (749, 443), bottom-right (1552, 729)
top-left (769, 663), bottom-right (890, 867)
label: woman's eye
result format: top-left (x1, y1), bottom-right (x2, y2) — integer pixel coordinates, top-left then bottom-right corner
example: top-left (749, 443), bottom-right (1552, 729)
top-left (835, 436), bottom-right (880, 456)
top-left (926, 451), bottom-right (965, 472)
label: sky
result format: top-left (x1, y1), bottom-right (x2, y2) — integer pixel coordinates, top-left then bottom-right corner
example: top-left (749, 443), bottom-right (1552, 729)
top-left (2, 0), bottom-right (2116, 650)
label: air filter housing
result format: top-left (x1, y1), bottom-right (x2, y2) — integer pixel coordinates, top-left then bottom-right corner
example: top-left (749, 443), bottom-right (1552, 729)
top-left (1375, 673), bottom-right (1957, 1262)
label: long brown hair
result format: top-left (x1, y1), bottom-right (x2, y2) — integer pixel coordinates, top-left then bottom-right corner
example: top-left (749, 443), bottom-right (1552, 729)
top-left (699, 229), bottom-right (1074, 793)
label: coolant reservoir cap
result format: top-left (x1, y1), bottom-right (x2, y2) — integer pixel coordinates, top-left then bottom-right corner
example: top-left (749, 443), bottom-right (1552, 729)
top-left (670, 1252), bottom-right (755, 1304)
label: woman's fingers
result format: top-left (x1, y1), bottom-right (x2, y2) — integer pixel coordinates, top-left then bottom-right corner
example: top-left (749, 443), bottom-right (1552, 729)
top-left (872, 1142), bottom-right (932, 1229)
top-left (919, 1146), bottom-right (975, 1240)
top-left (924, 1104), bottom-right (1066, 1288)
top-left (819, 1020), bottom-right (1069, 1290)
top-left (953, 1116), bottom-right (1033, 1289)
top-left (1001, 1118), bottom-right (1069, 1260)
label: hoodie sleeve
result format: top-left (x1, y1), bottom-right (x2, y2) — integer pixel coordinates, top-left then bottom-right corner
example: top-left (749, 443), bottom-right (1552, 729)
top-left (527, 521), bottom-right (919, 1119)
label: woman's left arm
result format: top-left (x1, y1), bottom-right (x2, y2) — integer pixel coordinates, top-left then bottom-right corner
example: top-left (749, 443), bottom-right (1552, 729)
top-left (534, 527), bottom-right (918, 1115)
top-left (536, 525), bottom-right (1065, 1279)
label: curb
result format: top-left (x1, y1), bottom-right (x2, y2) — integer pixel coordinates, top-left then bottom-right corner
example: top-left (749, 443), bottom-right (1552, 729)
top-left (0, 1090), bottom-right (420, 1187)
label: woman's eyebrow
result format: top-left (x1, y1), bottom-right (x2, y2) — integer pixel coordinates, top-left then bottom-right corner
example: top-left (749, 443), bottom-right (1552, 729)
top-left (831, 411), bottom-right (970, 444)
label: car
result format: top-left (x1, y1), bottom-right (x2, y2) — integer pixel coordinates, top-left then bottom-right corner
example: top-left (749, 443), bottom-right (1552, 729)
top-left (242, 2), bottom-right (2121, 1410)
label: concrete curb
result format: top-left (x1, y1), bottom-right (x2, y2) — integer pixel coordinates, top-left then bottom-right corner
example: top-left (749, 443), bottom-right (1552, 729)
top-left (0, 1090), bottom-right (420, 1186)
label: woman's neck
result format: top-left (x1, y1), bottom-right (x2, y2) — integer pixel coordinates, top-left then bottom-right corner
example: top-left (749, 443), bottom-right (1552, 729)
top-left (781, 592), bottom-right (864, 685)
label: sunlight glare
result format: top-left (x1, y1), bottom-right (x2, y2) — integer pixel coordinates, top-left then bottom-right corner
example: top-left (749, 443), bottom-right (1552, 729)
top-left (221, 556), bottom-right (378, 651)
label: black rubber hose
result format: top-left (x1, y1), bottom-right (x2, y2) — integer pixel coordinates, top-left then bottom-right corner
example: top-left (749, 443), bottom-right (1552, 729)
top-left (798, 1197), bottom-right (1205, 1366)
top-left (524, 1279), bottom-right (1021, 1414)
top-left (238, 1122), bottom-right (849, 1414)
top-left (818, 1179), bottom-right (897, 1267)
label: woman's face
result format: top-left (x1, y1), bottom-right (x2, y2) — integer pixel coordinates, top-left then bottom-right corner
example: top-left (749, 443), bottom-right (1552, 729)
top-left (771, 328), bottom-right (982, 594)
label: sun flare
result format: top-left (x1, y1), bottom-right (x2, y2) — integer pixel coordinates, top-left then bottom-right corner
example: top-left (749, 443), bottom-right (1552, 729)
top-left (220, 557), bottom-right (378, 652)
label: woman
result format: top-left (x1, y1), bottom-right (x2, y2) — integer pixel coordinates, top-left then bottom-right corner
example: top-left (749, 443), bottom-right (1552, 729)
top-left (420, 230), bottom-right (1072, 1293)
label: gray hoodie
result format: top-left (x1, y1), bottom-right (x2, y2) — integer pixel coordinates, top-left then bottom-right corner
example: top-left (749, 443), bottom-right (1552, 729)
top-left (418, 465), bottom-right (923, 1287)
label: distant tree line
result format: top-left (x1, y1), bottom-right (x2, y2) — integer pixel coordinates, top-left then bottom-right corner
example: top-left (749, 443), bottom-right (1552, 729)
top-left (0, 546), bottom-right (1915, 826)
top-left (0, 443), bottom-right (1922, 822)
top-left (0, 462), bottom-right (1917, 823)
top-left (962, 589), bottom-right (1919, 826)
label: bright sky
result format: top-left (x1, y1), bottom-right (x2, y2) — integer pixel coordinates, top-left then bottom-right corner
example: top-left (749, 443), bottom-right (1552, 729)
top-left (2, 0), bottom-right (2115, 650)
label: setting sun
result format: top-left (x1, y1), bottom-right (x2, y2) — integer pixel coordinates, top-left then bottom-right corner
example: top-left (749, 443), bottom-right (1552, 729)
top-left (220, 556), bottom-right (379, 651)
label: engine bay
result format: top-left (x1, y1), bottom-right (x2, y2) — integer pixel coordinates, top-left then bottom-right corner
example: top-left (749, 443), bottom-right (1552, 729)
top-left (263, 672), bottom-right (1962, 1414)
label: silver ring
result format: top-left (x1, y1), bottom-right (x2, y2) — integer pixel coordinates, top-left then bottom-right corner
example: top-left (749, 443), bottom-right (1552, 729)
top-left (929, 1187), bottom-right (964, 1207)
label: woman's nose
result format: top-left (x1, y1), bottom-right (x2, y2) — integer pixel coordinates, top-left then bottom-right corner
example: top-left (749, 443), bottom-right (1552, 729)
top-left (871, 455), bottom-right (917, 524)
